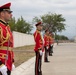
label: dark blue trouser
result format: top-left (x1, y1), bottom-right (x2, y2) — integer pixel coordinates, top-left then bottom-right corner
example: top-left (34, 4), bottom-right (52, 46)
top-left (35, 51), bottom-right (42, 75)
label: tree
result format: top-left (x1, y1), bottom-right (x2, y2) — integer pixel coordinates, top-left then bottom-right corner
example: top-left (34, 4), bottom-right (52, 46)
top-left (55, 34), bottom-right (69, 40)
top-left (33, 13), bottom-right (66, 34)
top-left (9, 16), bottom-right (33, 33)
top-left (16, 16), bottom-right (33, 33)
top-left (9, 17), bottom-right (16, 31)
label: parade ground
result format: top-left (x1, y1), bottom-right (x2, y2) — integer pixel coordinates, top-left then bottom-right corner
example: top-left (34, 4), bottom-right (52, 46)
top-left (11, 43), bottom-right (76, 75)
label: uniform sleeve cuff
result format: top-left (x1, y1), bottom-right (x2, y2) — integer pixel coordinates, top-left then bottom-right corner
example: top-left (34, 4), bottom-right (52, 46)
top-left (0, 64), bottom-right (4, 68)
top-left (38, 48), bottom-right (41, 51)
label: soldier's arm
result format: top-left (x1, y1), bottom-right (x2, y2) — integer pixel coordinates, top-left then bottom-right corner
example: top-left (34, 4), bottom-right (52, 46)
top-left (44, 35), bottom-right (47, 46)
top-left (0, 27), bottom-right (3, 65)
top-left (35, 33), bottom-right (42, 50)
top-left (0, 27), bottom-right (1, 45)
top-left (0, 26), bottom-right (2, 46)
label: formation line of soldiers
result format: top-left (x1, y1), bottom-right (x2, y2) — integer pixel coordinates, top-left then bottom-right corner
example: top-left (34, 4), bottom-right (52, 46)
top-left (0, 2), bottom-right (54, 75)
top-left (33, 22), bottom-right (54, 75)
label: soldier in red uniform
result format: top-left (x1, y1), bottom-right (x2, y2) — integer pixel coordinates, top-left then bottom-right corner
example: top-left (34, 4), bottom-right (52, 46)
top-left (49, 32), bottom-right (54, 56)
top-left (33, 22), bottom-right (43, 75)
top-left (0, 3), bottom-right (15, 75)
top-left (44, 30), bottom-right (50, 62)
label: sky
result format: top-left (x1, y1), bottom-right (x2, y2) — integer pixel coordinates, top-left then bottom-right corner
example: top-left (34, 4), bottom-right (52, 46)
top-left (0, 0), bottom-right (76, 39)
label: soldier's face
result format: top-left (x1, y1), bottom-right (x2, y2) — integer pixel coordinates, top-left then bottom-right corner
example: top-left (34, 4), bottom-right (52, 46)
top-left (2, 11), bottom-right (12, 22)
top-left (37, 25), bottom-right (43, 31)
top-left (46, 31), bottom-right (49, 35)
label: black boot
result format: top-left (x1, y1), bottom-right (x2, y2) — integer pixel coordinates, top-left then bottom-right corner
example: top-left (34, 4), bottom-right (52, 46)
top-left (39, 71), bottom-right (42, 75)
top-left (0, 72), bottom-right (2, 75)
top-left (49, 53), bottom-right (52, 56)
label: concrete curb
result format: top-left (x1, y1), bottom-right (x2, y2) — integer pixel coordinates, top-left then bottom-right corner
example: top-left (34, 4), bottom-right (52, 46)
top-left (11, 57), bottom-right (35, 75)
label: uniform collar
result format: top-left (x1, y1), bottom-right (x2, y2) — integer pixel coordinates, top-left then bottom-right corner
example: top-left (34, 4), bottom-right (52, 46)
top-left (0, 19), bottom-right (8, 26)
top-left (36, 29), bottom-right (41, 32)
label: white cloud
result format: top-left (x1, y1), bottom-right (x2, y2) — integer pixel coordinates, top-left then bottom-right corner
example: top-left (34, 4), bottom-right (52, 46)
top-left (0, 0), bottom-right (76, 38)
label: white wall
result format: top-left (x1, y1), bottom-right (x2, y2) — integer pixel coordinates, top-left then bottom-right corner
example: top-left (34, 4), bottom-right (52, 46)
top-left (13, 31), bottom-right (35, 47)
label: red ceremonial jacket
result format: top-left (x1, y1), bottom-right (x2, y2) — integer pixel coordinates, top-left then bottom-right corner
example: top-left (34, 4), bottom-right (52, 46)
top-left (49, 36), bottom-right (52, 45)
top-left (44, 34), bottom-right (49, 48)
top-left (0, 19), bottom-right (14, 71)
top-left (49, 36), bottom-right (54, 45)
top-left (33, 30), bottom-right (44, 52)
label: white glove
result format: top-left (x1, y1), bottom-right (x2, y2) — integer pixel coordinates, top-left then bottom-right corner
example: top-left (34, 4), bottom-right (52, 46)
top-left (0, 64), bottom-right (7, 75)
top-left (39, 50), bottom-right (43, 56)
top-left (51, 44), bottom-right (53, 46)
top-left (12, 64), bottom-right (15, 71)
top-left (46, 46), bottom-right (49, 49)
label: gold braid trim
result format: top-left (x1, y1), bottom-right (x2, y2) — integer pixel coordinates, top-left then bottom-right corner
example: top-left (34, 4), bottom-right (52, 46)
top-left (0, 53), bottom-right (7, 59)
top-left (36, 30), bottom-right (42, 39)
top-left (38, 30), bottom-right (43, 44)
top-left (34, 30), bottom-right (39, 40)
top-left (39, 32), bottom-right (43, 42)
top-left (0, 26), bottom-right (3, 46)
top-left (0, 26), bottom-right (10, 46)
top-left (34, 32), bottom-right (37, 40)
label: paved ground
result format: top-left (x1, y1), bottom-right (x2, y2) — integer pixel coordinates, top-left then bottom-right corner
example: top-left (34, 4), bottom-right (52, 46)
top-left (42, 43), bottom-right (76, 75)
top-left (12, 43), bottom-right (76, 75)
